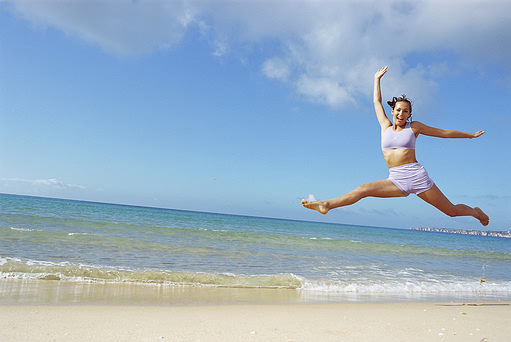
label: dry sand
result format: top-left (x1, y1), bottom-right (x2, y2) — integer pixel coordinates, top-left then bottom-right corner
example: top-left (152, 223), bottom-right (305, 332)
top-left (1, 301), bottom-right (510, 342)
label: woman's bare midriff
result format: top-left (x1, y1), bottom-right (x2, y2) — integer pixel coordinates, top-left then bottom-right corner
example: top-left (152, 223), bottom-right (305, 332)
top-left (383, 149), bottom-right (418, 168)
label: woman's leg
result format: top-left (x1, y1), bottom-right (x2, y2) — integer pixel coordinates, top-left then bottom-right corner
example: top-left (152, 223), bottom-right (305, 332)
top-left (301, 179), bottom-right (406, 214)
top-left (417, 184), bottom-right (489, 226)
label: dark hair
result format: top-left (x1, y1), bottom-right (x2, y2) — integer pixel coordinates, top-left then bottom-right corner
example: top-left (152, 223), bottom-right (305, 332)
top-left (387, 94), bottom-right (413, 115)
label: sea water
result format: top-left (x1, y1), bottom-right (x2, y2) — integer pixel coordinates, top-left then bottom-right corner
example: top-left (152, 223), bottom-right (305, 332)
top-left (1, 193), bottom-right (510, 304)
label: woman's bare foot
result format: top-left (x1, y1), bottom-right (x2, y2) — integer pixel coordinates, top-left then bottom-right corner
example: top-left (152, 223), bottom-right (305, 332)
top-left (301, 199), bottom-right (330, 215)
top-left (475, 207), bottom-right (489, 226)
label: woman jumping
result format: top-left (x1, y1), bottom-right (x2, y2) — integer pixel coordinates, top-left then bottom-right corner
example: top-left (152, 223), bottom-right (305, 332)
top-left (301, 66), bottom-right (489, 226)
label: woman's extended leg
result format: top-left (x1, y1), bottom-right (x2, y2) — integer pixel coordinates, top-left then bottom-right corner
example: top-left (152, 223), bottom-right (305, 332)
top-left (417, 184), bottom-right (489, 226)
top-left (301, 179), bottom-right (406, 215)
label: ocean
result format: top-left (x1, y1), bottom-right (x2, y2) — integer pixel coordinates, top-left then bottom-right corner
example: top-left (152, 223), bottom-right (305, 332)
top-left (1, 193), bottom-right (510, 305)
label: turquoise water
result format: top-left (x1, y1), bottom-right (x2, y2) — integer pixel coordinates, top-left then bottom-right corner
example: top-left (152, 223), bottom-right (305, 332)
top-left (1, 193), bottom-right (510, 303)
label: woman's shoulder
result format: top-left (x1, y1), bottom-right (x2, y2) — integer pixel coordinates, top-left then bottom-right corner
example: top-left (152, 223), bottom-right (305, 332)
top-left (410, 121), bottom-right (435, 136)
top-left (410, 121), bottom-right (426, 130)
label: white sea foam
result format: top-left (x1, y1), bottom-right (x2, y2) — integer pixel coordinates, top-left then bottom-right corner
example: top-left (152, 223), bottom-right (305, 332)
top-left (10, 227), bottom-right (42, 232)
top-left (2, 257), bottom-right (510, 294)
top-left (307, 194), bottom-right (316, 201)
top-left (298, 279), bottom-right (511, 294)
top-left (2, 268), bottom-right (509, 295)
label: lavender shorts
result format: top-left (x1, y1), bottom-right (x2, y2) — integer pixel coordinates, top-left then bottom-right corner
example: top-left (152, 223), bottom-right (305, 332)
top-left (388, 162), bottom-right (434, 196)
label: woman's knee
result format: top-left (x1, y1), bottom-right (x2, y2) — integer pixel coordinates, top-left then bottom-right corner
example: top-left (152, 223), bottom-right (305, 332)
top-left (355, 183), bottom-right (372, 197)
top-left (443, 205), bottom-right (458, 217)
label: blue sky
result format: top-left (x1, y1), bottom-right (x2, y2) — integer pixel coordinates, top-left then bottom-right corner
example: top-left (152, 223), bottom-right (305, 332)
top-left (1, 0), bottom-right (510, 231)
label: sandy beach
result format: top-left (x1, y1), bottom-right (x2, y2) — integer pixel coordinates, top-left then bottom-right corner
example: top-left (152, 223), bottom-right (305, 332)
top-left (1, 301), bottom-right (510, 342)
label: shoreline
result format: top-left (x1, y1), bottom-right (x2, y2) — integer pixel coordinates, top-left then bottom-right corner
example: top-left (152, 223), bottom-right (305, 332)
top-left (2, 301), bottom-right (510, 341)
top-left (2, 278), bottom-right (509, 306)
top-left (2, 279), bottom-right (510, 340)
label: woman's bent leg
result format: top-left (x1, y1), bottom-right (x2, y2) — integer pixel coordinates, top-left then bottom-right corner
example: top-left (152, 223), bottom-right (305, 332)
top-left (417, 184), bottom-right (489, 226)
top-left (301, 180), bottom-right (405, 215)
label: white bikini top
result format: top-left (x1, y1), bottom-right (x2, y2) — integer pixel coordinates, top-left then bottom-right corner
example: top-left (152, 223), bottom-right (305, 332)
top-left (381, 122), bottom-right (416, 151)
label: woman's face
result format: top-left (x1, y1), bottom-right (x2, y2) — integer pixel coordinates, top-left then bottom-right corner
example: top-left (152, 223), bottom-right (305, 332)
top-left (392, 101), bottom-right (411, 126)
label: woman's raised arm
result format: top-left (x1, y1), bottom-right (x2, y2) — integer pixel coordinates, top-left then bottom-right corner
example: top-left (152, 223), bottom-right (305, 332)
top-left (374, 66), bottom-right (391, 131)
top-left (412, 121), bottom-right (485, 139)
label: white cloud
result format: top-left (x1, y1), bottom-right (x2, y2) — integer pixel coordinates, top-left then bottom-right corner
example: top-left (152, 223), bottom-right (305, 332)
top-left (262, 57), bottom-right (290, 81)
top-left (0, 178), bottom-right (86, 195)
top-left (6, 0), bottom-right (511, 109)
top-left (31, 178), bottom-right (85, 189)
top-left (296, 75), bottom-right (354, 108)
top-left (8, 0), bottom-right (198, 56)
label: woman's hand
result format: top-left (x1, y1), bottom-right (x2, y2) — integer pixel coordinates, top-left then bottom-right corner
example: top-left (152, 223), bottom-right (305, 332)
top-left (471, 130), bottom-right (485, 138)
top-left (375, 66), bottom-right (388, 80)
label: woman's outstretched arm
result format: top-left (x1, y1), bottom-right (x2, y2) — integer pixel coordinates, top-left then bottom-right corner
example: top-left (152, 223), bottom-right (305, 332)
top-left (374, 66), bottom-right (392, 131)
top-left (412, 121), bottom-right (485, 139)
